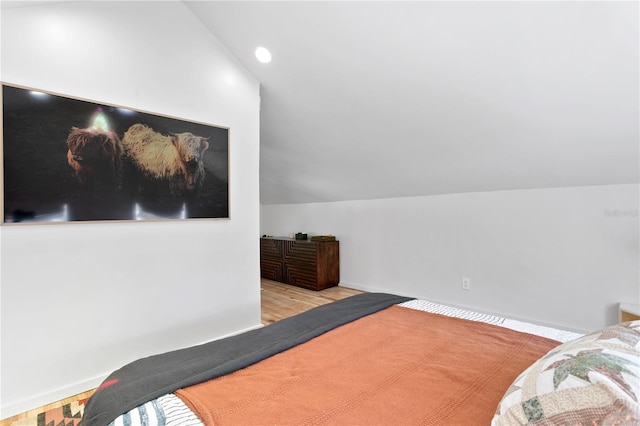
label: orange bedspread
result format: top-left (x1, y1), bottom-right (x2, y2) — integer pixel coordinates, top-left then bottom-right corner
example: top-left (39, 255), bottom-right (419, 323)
top-left (176, 305), bottom-right (560, 425)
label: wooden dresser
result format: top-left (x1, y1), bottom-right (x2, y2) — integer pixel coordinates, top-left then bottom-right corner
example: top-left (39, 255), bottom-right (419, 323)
top-left (260, 237), bottom-right (340, 291)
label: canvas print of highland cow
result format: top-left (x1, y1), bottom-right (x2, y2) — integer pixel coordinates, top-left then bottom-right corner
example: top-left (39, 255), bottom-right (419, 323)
top-left (1, 84), bottom-right (229, 223)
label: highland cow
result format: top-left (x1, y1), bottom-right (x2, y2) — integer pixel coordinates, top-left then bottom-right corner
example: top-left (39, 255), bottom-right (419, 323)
top-left (66, 127), bottom-right (123, 188)
top-left (122, 123), bottom-right (210, 197)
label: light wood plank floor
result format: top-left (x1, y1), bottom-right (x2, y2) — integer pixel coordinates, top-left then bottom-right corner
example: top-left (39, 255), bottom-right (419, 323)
top-left (2, 279), bottom-right (363, 424)
top-left (261, 279), bottom-right (364, 325)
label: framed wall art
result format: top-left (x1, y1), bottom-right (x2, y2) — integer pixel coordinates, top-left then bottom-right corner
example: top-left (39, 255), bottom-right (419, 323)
top-left (1, 83), bottom-right (229, 224)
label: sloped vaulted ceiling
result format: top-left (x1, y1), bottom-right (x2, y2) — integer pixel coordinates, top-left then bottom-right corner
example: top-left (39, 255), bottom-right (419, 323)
top-left (185, 1), bottom-right (638, 204)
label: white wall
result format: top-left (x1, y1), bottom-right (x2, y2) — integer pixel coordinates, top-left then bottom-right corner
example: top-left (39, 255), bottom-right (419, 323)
top-left (261, 184), bottom-right (639, 333)
top-left (0, 1), bottom-right (261, 418)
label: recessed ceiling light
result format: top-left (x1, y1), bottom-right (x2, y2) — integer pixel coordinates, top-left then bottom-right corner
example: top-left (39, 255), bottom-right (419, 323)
top-left (255, 46), bottom-right (272, 64)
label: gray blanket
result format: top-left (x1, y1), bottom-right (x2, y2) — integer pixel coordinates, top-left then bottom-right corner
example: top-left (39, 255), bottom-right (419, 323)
top-left (81, 292), bottom-right (412, 425)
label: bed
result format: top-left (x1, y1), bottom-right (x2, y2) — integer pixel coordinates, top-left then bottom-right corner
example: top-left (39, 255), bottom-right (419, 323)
top-left (81, 293), bottom-right (640, 425)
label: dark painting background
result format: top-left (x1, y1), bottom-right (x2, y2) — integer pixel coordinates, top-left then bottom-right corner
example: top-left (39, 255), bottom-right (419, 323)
top-left (2, 85), bottom-right (229, 223)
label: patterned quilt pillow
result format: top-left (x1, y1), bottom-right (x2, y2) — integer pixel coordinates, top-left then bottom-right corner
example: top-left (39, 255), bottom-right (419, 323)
top-left (492, 320), bottom-right (640, 425)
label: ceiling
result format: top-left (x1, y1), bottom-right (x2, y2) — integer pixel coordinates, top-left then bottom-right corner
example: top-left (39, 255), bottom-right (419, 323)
top-left (98, 2), bottom-right (640, 203)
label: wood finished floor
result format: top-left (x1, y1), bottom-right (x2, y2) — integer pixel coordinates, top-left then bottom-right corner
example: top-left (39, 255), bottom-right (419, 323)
top-left (2, 279), bottom-right (363, 424)
top-left (260, 278), bottom-right (364, 325)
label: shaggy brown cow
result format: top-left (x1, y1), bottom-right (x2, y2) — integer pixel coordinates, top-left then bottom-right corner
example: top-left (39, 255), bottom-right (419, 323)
top-left (66, 127), bottom-right (123, 188)
top-left (122, 123), bottom-right (210, 196)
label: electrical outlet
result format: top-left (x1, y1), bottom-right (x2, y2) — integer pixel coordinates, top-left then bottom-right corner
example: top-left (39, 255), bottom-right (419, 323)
top-left (462, 277), bottom-right (471, 290)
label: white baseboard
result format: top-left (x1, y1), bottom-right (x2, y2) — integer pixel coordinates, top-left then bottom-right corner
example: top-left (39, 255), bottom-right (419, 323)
top-left (339, 281), bottom-right (588, 334)
top-left (339, 281), bottom-right (415, 297)
top-left (195, 323), bottom-right (264, 346)
top-left (1, 323), bottom-right (265, 421)
top-left (1, 375), bottom-right (106, 421)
